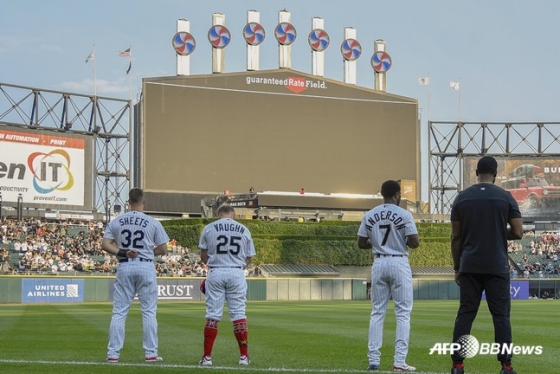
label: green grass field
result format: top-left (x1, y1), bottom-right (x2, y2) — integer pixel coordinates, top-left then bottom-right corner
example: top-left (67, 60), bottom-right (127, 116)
top-left (0, 300), bottom-right (557, 374)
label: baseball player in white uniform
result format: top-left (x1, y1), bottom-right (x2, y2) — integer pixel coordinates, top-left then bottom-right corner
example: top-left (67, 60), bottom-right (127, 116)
top-left (198, 205), bottom-right (256, 366)
top-left (358, 180), bottom-right (420, 372)
top-left (102, 188), bottom-right (169, 363)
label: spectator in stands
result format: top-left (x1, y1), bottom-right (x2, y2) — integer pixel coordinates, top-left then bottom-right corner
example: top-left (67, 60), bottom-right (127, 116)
top-left (2, 261), bottom-right (10, 274)
top-left (17, 259), bottom-right (24, 273)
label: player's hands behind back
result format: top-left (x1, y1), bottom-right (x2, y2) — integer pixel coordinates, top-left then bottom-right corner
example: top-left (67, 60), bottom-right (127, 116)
top-left (126, 250), bottom-right (138, 258)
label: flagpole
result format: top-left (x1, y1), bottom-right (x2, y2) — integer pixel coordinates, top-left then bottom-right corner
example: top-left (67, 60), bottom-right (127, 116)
top-left (129, 45), bottom-right (132, 102)
top-left (93, 44), bottom-right (97, 97)
top-left (458, 77), bottom-right (461, 123)
top-left (427, 73), bottom-right (431, 122)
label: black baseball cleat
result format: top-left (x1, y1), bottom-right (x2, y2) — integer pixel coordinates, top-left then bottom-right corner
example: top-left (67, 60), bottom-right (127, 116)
top-left (367, 364), bottom-right (379, 370)
top-left (500, 365), bottom-right (517, 374)
top-left (451, 365), bottom-right (464, 374)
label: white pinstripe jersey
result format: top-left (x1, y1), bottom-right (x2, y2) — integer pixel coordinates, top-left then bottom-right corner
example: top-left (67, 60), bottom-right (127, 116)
top-left (198, 218), bottom-right (256, 268)
top-left (358, 204), bottom-right (418, 256)
top-left (103, 211), bottom-right (169, 260)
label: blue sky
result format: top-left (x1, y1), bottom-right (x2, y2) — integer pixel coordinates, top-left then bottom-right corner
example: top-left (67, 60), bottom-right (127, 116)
top-left (2, 0), bottom-right (559, 122)
top-left (2, 1), bottom-right (560, 200)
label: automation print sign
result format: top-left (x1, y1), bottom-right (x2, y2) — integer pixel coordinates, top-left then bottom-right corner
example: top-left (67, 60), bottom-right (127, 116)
top-left (0, 128), bottom-right (86, 206)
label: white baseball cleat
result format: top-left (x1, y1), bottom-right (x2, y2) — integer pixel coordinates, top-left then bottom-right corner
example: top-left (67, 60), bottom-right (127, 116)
top-left (199, 356), bottom-right (212, 366)
top-left (145, 356), bottom-right (163, 362)
top-left (239, 355), bottom-right (251, 365)
top-left (106, 357), bottom-right (118, 363)
top-left (393, 363), bottom-right (416, 371)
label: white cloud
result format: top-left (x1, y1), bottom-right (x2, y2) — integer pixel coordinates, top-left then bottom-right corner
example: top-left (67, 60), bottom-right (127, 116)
top-left (59, 78), bottom-right (129, 96)
top-left (40, 44), bottom-right (61, 51)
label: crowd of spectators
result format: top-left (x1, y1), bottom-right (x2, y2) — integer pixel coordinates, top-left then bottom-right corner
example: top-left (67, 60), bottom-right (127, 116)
top-left (1, 218), bottom-right (112, 275)
top-left (510, 230), bottom-right (560, 279)
top-left (1, 218), bottom-right (259, 277)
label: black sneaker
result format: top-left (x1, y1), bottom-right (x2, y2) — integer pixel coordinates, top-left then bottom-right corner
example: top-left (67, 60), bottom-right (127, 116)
top-left (500, 366), bottom-right (517, 374)
top-left (368, 364), bottom-right (380, 370)
top-left (451, 366), bottom-right (465, 374)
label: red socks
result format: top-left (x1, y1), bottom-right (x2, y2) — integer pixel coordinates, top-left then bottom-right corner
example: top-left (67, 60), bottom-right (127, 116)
top-left (203, 319), bottom-right (219, 357)
top-left (233, 318), bottom-right (249, 356)
top-left (204, 318), bottom-right (249, 357)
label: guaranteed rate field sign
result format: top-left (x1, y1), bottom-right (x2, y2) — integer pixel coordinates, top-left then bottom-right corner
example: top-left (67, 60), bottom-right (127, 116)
top-left (0, 128), bottom-right (86, 207)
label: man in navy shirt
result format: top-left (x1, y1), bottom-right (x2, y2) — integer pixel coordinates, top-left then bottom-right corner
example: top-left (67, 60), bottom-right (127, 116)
top-left (450, 156), bottom-right (523, 374)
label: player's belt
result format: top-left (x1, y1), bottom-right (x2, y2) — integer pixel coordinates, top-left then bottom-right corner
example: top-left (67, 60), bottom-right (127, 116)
top-left (208, 266), bottom-right (242, 269)
top-left (375, 254), bottom-right (403, 258)
top-left (119, 258), bottom-right (153, 263)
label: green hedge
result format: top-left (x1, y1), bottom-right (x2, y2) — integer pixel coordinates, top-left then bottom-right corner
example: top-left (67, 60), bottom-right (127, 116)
top-left (161, 219), bottom-right (453, 266)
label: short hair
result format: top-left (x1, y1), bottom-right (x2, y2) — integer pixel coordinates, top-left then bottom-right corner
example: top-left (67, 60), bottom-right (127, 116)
top-left (217, 205), bottom-right (235, 216)
top-left (381, 180), bottom-right (401, 198)
top-left (128, 188), bottom-right (144, 204)
top-left (477, 156), bottom-right (498, 175)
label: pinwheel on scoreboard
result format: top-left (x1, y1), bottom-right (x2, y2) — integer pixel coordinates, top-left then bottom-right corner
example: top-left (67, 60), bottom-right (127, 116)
top-left (274, 22), bottom-right (297, 45)
top-left (208, 25), bottom-right (231, 49)
top-left (172, 32), bottom-right (196, 56)
top-left (340, 38), bottom-right (362, 61)
top-left (371, 51), bottom-right (392, 73)
top-left (243, 22), bottom-right (266, 46)
top-left (308, 29), bottom-right (330, 52)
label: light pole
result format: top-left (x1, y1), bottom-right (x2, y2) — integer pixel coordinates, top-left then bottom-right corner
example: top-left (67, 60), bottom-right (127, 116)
top-left (17, 193), bottom-right (23, 221)
top-left (105, 200), bottom-right (111, 224)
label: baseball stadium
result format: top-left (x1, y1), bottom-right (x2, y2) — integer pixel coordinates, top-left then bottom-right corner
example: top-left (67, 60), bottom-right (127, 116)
top-left (1, 9), bottom-right (560, 374)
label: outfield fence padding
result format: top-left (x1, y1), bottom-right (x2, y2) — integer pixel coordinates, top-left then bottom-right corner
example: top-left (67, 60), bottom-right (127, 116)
top-left (0, 276), bottom-right (558, 303)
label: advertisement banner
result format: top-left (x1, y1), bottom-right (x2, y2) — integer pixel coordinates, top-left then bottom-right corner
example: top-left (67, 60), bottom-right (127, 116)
top-left (463, 157), bottom-right (560, 217)
top-left (482, 280), bottom-right (529, 300)
top-left (22, 279), bottom-right (84, 303)
top-left (109, 279), bottom-right (203, 301)
top-left (0, 128), bottom-right (85, 206)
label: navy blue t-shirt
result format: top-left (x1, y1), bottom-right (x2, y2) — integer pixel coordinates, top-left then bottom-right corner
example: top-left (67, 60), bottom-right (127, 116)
top-left (451, 183), bottom-right (522, 274)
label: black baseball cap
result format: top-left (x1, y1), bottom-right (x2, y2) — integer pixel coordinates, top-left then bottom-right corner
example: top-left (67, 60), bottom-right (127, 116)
top-left (477, 156), bottom-right (498, 174)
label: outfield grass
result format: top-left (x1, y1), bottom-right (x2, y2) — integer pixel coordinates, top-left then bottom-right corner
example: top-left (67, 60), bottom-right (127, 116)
top-left (0, 300), bottom-right (557, 374)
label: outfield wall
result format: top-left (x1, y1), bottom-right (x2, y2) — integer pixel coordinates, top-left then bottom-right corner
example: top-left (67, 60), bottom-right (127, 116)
top-left (0, 277), bottom-right (557, 304)
top-left (0, 277), bottom-right (367, 304)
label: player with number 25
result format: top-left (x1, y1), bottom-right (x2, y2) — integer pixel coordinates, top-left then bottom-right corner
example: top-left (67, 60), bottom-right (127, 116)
top-left (197, 204), bottom-right (256, 367)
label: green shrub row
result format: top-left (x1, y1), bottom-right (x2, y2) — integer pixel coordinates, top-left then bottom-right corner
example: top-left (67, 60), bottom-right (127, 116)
top-left (161, 220), bottom-right (453, 266)
top-left (250, 239), bottom-right (452, 267)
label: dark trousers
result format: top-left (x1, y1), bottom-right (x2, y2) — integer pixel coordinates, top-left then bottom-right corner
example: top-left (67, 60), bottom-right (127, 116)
top-left (452, 272), bottom-right (512, 363)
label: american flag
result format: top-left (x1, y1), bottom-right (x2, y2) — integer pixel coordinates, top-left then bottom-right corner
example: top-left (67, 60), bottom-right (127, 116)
top-left (118, 48), bottom-right (131, 57)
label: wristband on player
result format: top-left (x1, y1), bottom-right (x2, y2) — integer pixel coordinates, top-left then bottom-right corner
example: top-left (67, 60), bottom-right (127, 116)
top-left (117, 249), bottom-right (128, 257)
